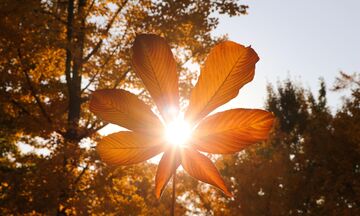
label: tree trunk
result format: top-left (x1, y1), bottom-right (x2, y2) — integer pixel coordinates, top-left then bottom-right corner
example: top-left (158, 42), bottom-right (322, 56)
top-left (57, 0), bottom-right (87, 214)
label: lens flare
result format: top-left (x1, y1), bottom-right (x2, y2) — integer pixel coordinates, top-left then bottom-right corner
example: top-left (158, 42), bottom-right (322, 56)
top-left (165, 117), bottom-right (192, 146)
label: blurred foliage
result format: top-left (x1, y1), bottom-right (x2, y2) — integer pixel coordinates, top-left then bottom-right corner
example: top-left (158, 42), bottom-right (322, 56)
top-left (0, 0), bottom-right (249, 215)
top-left (1, 0), bottom-right (359, 215)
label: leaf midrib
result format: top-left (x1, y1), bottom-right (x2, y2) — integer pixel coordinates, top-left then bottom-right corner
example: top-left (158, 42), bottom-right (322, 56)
top-left (109, 144), bottom-right (163, 150)
top-left (142, 40), bottom-right (165, 106)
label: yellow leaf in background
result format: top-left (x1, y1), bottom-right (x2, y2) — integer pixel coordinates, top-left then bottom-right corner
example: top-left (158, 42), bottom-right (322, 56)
top-left (192, 109), bottom-right (274, 154)
top-left (97, 131), bottom-right (164, 166)
top-left (180, 147), bottom-right (232, 197)
top-left (132, 34), bottom-right (179, 123)
top-left (90, 89), bottom-right (163, 135)
top-left (185, 41), bottom-right (259, 124)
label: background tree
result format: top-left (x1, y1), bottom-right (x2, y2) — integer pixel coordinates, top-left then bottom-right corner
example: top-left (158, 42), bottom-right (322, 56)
top-left (0, 0), bottom-right (249, 215)
top-left (195, 76), bottom-right (360, 215)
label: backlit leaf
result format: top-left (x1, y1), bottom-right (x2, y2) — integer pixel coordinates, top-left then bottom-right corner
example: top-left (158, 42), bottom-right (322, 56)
top-left (155, 147), bottom-right (181, 198)
top-left (90, 89), bottom-right (163, 135)
top-left (97, 131), bottom-right (163, 166)
top-left (180, 147), bottom-right (232, 197)
top-left (132, 34), bottom-right (179, 122)
top-left (185, 41), bottom-right (259, 124)
top-left (192, 109), bottom-right (274, 154)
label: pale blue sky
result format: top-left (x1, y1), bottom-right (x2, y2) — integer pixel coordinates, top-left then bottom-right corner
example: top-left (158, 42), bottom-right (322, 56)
top-left (212, 0), bottom-right (360, 111)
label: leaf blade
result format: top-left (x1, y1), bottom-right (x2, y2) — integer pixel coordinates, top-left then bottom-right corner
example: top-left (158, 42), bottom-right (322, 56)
top-left (90, 89), bottom-right (163, 135)
top-left (155, 148), bottom-right (181, 198)
top-left (185, 41), bottom-right (259, 124)
top-left (132, 34), bottom-right (179, 122)
top-left (180, 147), bottom-right (232, 197)
top-left (193, 109), bottom-right (274, 154)
top-left (97, 131), bottom-right (163, 166)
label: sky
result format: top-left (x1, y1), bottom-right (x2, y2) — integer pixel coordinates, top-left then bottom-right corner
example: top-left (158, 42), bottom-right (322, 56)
top-left (212, 0), bottom-right (360, 112)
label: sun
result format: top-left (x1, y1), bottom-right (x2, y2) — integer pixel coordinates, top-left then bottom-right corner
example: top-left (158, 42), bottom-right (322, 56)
top-left (165, 116), bottom-right (192, 146)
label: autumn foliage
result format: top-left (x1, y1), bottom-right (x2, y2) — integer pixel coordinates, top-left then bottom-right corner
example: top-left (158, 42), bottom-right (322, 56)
top-left (1, 0), bottom-right (359, 215)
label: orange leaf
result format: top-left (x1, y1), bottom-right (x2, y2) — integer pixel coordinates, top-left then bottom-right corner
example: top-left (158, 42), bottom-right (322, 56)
top-left (155, 147), bottom-right (181, 198)
top-left (192, 109), bottom-right (274, 154)
top-left (185, 41), bottom-right (259, 124)
top-left (90, 89), bottom-right (163, 135)
top-left (97, 131), bottom-right (163, 166)
top-left (132, 34), bottom-right (179, 122)
top-left (180, 147), bottom-right (232, 197)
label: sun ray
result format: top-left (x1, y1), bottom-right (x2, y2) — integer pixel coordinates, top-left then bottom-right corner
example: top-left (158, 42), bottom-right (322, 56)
top-left (165, 116), bottom-right (192, 146)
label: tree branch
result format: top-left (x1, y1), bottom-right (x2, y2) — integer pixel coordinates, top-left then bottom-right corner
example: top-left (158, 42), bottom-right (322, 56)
top-left (83, 122), bottom-right (108, 139)
top-left (74, 164), bottom-right (89, 185)
top-left (84, 0), bottom-right (95, 18)
top-left (82, 21), bottom-right (130, 93)
top-left (35, 8), bottom-right (67, 25)
top-left (10, 99), bottom-right (41, 124)
top-left (80, 45), bottom-right (121, 93)
top-left (17, 49), bottom-right (52, 124)
top-left (82, 0), bottom-right (128, 62)
top-left (112, 70), bottom-right (130, 89)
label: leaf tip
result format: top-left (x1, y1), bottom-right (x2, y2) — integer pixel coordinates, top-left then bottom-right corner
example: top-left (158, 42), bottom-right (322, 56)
top-left (155, 190), bottom-right (161, 199)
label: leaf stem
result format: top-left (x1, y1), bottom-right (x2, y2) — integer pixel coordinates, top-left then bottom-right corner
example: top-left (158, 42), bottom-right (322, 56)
top-left (171, 166), bottom-right (176, 216)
